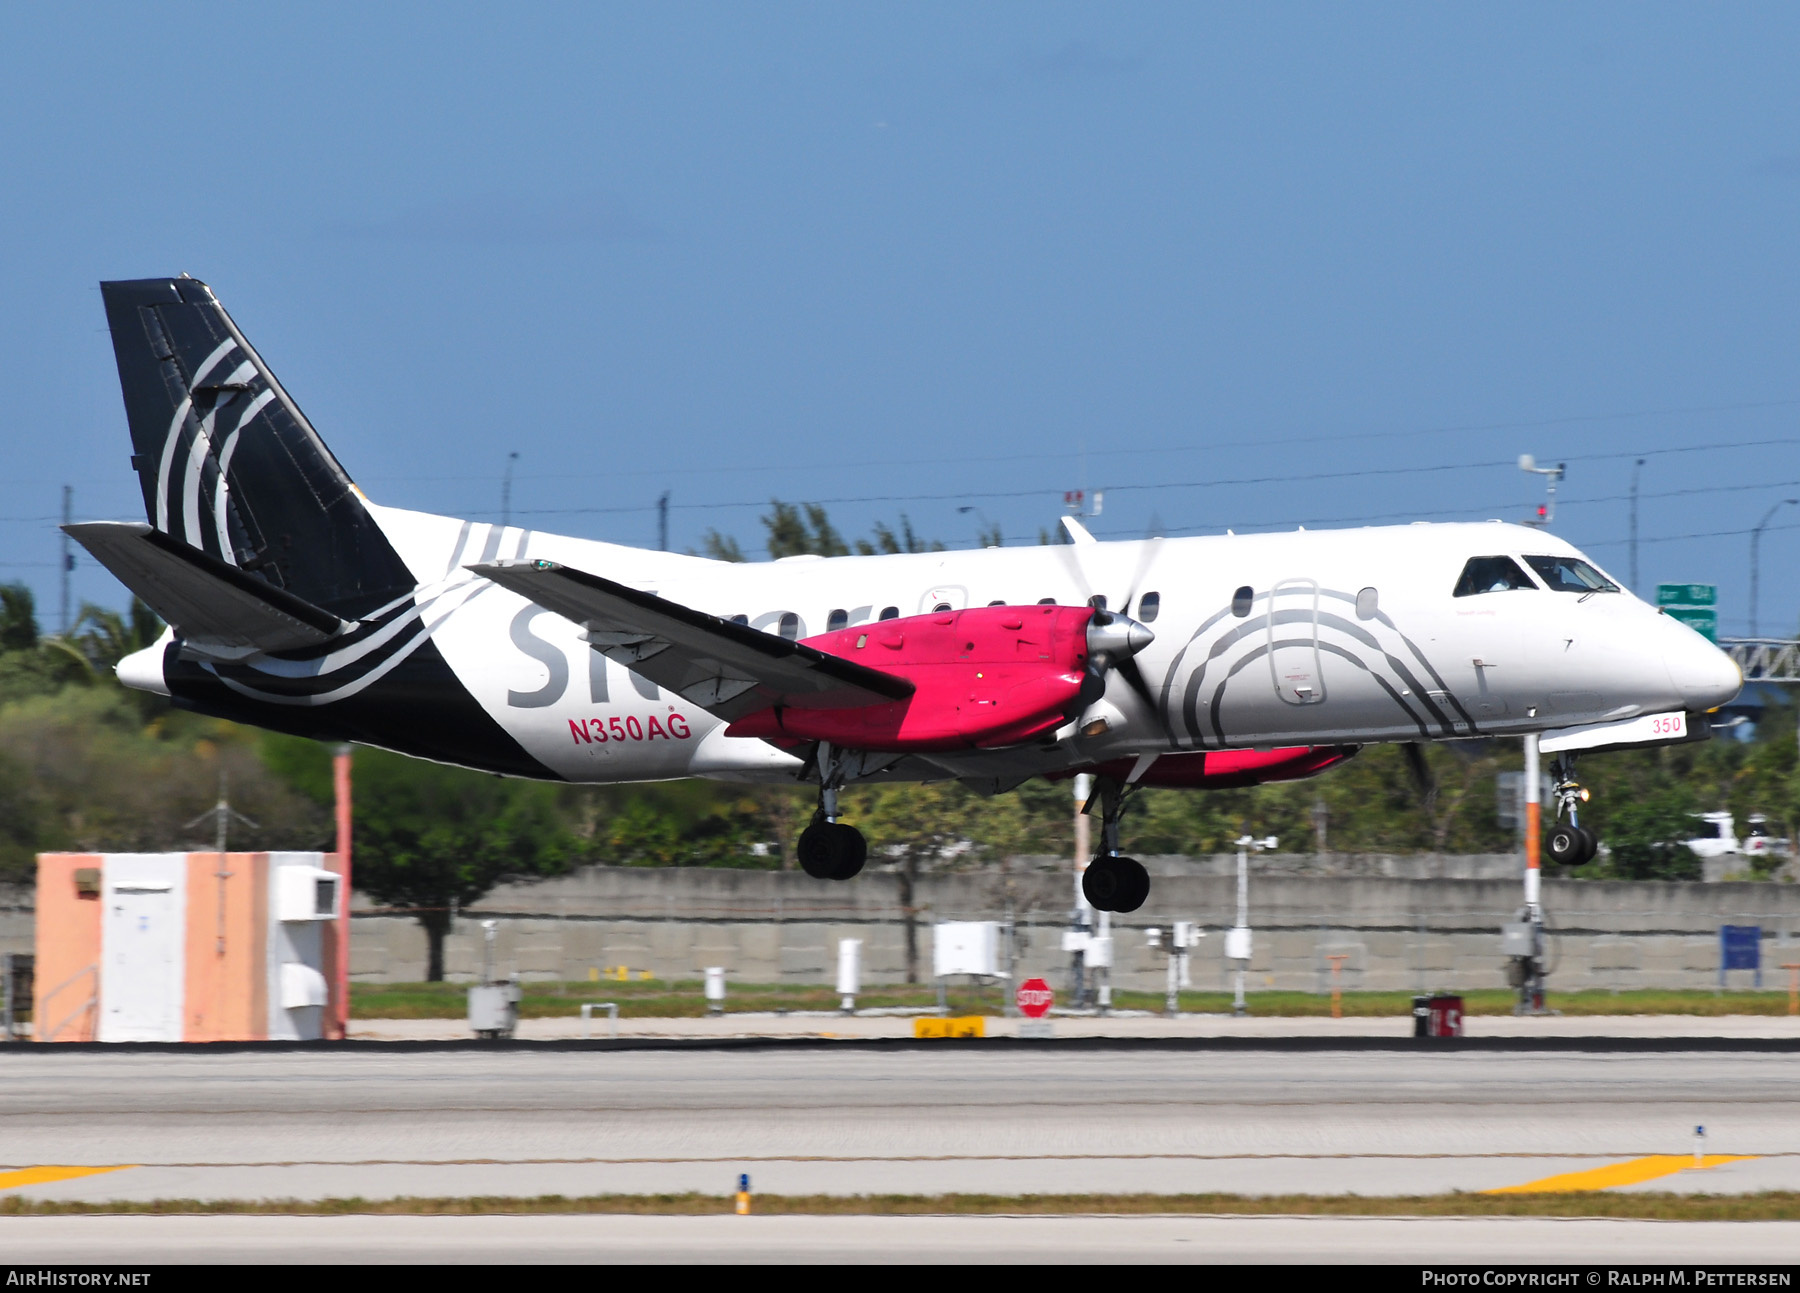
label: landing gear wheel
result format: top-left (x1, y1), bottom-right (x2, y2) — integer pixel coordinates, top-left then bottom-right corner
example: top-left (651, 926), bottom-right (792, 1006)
top-left (1083, 856), bottom-right (1151, 912)
top-left (1547, 822), bottom-right (1587, 866)
top-left (1569, 825), bottom-right (1597, 866)
top-left (798, 819), bottom-right (866, 881)
top-left (1082, 856), bottom-right (1122, 910)
top-left (1112, 857), bottom-right (1150, 913)
top-left (828, 822), bottom-right (866, 879)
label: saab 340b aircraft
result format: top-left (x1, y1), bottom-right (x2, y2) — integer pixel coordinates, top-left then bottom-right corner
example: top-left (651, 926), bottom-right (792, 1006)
top-left (67, 277), bottom-right (1742, 912)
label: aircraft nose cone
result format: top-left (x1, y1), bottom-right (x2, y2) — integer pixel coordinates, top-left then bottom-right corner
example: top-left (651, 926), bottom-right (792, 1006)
top-left (1664, 623), bottom-right (1742, 712)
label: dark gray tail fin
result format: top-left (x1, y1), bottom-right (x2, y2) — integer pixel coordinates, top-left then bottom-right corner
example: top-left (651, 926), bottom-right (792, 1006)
top-left (100, 276), bottom-right (415, 618)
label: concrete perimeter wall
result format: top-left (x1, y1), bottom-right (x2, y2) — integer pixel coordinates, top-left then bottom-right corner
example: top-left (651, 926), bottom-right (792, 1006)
top-left (10, 856), bottom-right (1800, 996)
top-left (346, 858), bottom-right (1800, 995)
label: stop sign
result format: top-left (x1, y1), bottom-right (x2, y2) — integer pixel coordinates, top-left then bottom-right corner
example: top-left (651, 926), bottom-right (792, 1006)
top-left (1016, 977), bottom-right (1054, 1019)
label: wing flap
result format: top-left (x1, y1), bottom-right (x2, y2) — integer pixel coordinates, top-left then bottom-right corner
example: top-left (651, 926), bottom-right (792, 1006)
top-left (469, 559), bottom-right (913, 720)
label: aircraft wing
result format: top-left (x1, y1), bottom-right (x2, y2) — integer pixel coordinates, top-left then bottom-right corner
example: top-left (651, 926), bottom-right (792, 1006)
top-left (469, 558), bottom-right (915, 720)
top-left (64, 521), bottom-right (346, 659)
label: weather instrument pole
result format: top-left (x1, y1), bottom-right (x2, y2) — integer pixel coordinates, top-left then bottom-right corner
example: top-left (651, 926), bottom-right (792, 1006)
top-left (1519, 455), bottom-right (1564, 528)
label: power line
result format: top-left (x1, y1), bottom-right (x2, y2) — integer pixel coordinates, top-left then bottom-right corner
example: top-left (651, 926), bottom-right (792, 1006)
top-left (358, 394), bottom-right (1800, 485)
top-left (493, 435), bottom-right (1799, 518)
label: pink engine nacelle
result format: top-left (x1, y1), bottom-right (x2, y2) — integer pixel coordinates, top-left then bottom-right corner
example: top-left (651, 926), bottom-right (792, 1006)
top-left (1066, 745), bottom-right (1359, 789)
top-left (725, 604), bottom-right (1097, 752)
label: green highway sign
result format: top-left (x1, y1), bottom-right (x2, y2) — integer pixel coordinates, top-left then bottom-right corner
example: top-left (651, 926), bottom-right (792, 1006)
top-left (1665, 606), bottom-right (1718, 642)
top-left (1657, 583), bottom-right (1716, 607)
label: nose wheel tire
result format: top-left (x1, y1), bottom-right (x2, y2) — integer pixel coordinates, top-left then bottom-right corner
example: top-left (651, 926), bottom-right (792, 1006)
top-left (1083, 856), bottom-right (1150, 912)
top-left (798, 820), bottom-right (867, 881)
top-left (1547, 823), bottom-right (1597, 866)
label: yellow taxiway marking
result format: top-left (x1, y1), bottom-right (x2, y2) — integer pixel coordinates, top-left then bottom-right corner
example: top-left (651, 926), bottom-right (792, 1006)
top-left (0, 1165), bottom-right (134, 1192)
top-left (1487, 1154), bottom-right (1755, 1193)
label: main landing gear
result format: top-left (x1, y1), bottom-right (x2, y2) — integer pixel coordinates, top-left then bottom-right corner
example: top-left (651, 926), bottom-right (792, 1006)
top-left (797, 741), bottom-right (868, 881)
top-left (1081, 778), bottom-right (1150, 913)
top-left (1546, 755), bottom-right (1598, 867)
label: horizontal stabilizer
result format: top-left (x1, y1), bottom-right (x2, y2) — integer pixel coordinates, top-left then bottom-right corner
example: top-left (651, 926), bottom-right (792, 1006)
top-left (64, 521), bottom-right (345, 660)
top-left (469, 559), bottom-right (913, 720)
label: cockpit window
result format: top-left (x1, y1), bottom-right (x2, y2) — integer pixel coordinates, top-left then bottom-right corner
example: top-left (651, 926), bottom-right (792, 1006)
top-left (1523, 555), bottom-right (1619, 594)
top-left (1453, 556), bottom-right (1536, 597)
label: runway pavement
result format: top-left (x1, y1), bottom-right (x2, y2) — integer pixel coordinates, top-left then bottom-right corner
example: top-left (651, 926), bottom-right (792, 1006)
top-left (5, 1213), bottom-right (1800, 1264)
top-left (3, 1045), bottom-right (1798, 1205)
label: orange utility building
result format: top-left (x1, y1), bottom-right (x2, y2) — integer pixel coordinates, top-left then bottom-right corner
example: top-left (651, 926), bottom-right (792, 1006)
top-left (34, 852), bottom-right (341, 1043)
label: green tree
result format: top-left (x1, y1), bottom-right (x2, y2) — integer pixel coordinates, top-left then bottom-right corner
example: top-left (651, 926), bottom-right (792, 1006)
top-left (0, 584), bottom-right (38, 651)
top-left (698, 530), bottom-right (745, 562)
top-left (843, 780), bottom-right (981, 983)
top-left (763, 500), bottom-right (850, 558)
top-left (1596, 787), bottom-right (1701, 881)
top-left (264, 738), bottom-right (577, 979)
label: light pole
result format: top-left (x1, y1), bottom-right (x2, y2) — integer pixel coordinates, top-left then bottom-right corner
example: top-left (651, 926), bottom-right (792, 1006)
top-left (1629, 459), bottom-right (1646, 595)
top-left (500, 451), bottom-right (519, 527)
top-left (1750, 499), bottom-right (1797, 639)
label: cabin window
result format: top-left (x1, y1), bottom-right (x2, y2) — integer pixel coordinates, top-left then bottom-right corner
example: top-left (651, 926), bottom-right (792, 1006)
top-left (878, 606), bottom-right (899, 621)
top-left (1037, 597), bottom-right (1056, 605)
top-left (987, 599), bottom-right (1005, 607)
top-left (1355, 587), bottom-right (1379, 620)
top-left (1453, 556), bottom-right (1536, 597)
top-left (778, 612), bottom-right (799, 641)
top-left (728, 614), bottom-right (748, 626)
top-left (1231, 586), bottom-right (1254, 617)
top-left (826, 608), bottom-right (849, 632)
top-left (1137, 591), bottom-right (1160, 623)
top-left (1523, 555), bottom-right (1619, 594)
top-left (932, 602), bottom-right (952, 613)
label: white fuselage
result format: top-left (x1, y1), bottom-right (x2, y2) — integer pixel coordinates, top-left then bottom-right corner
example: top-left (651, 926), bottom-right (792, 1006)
top-left (316, 504), bottom-right (1740, 785)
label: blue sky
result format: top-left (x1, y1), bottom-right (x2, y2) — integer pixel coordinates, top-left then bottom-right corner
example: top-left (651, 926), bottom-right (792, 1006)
top-left (3, 3), bottom-right (1797, 634)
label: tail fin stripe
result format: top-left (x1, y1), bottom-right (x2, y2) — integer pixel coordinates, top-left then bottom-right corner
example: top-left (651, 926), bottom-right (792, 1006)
top-left (182, 404), bottom-right (222, 556)
top-left (209, 390), bottom-right (274, 565)
top-left (153, 394), bottom-right (191, 532)
top-left (189, 338), bottom-right (239, 388)
top-left (156, 338), bottom-right (241, 531)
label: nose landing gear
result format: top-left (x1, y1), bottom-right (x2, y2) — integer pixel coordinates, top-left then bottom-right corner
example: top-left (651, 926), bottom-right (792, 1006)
top-left (1546, 756), bottom-right (1597, 866)
top-left (797, 741), bottom-right (870, 881)
top-left (1080, 777), bottom-right (1151, 913)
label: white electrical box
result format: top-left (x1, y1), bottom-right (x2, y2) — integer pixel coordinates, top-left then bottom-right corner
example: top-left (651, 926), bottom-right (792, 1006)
top-left (835, 939), bottom-right (861, 996)
top-left (1501, 923), bottom-right (1536, 957)
top-left (1060, 930), bottom-right (1090, 953)
top-left (1224, 926), bottom-right (1253, 961)
top-left (1084, 935), bottom-right (1114, 969)
top-left (1172, 921), bottom-right (1199, 949)
top-left (467, 982), bottom-right (520, 1036)
top-left (933, 921), bottom-right (1001, 978)
top-left (280, 962), bottom-right (329, 1010)
top-left (276, 866), bottom-right (340, 922)
top-left (704, 966), bottom-right (727, 1001)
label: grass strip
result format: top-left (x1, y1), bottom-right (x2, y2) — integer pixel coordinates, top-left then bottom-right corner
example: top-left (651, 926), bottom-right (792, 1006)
top-left (7, 1192), bottom-right (1800, 1220)
top-left (352, 982), bottom-right (1800, 1021)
